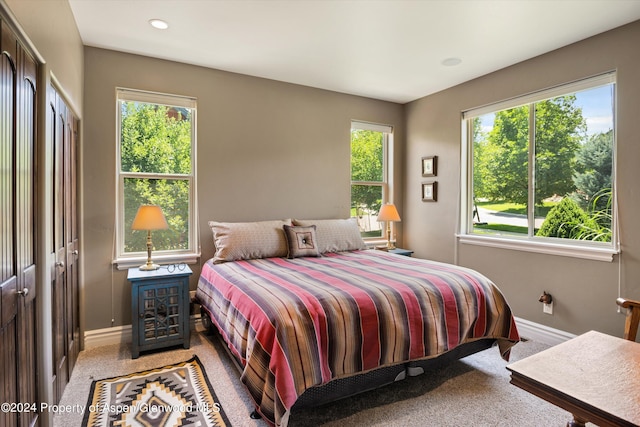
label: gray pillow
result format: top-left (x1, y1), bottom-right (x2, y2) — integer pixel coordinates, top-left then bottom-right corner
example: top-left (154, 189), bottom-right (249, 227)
top-left (292, 218), bottom-right (366, 253)
top-left (208, 219), bottom-right (292, 263)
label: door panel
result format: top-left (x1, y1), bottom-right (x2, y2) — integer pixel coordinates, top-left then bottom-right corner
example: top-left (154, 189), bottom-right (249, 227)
top-left (1, 20), bottom-right (19, 427)
top-left (0, 313), bottom-right (17, 427)
top-left (65, 114), bottom-right (79, 375)
top-left (16, 42), bottom-right (38, 427)
top-left (1, 20), bottom-right (16, 298)
top-left (1, 16), bottom-right (39, 427)
top-left (50, 88), bottom-right (79, 406)
top-left (51, 91), bottom-right (68, 404)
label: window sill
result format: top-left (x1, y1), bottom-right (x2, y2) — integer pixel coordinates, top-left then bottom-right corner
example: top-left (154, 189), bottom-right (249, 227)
top-left (114, 252), bottom-right (201, 270)
top-left (457, 234), bottom-right (618, 262)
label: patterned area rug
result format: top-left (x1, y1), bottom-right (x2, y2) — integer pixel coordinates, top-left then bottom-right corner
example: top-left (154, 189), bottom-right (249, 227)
top-left (82, 355), bottom-right (231, 427)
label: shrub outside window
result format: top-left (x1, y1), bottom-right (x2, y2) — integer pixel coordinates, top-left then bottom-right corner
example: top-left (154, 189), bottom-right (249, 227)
top-left (115, 88), bottom-right (198, 267)
top-left (460, 73), bottom-right (618, 261)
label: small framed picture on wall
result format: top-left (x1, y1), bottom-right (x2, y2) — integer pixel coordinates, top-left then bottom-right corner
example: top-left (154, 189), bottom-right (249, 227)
top-left (422, 156), bottom-right (437, 177)
top-left (422, 182), bottom-right (438, 202)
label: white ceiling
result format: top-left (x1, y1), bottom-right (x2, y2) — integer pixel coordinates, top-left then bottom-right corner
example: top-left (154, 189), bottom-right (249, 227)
top-left (68, 0), bottom-right (640, 104)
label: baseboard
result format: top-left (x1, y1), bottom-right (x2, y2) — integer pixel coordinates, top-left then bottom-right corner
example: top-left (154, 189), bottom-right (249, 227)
top-left (84, 314), bottom-right (203, 349)
top-left (85, 315), bottom-right (570, 349)
top-left (84, 325), bottom-right (132, 349)
top-left (514, 316), bottom-right (576, 346)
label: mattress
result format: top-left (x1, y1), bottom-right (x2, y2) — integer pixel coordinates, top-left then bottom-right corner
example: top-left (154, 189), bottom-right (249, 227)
top-left (196, 249), bottom-right (519, 426)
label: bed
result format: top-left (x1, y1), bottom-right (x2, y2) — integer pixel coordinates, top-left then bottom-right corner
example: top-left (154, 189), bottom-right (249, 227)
top-left (195, 218), bottom-right (519, 426)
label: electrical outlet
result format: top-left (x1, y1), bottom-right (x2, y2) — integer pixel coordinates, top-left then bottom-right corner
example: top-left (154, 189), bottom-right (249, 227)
top-left (543, 301), bottom-right (554, 315)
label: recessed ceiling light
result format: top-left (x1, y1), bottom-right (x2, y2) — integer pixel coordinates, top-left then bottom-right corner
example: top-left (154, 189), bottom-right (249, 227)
top-left (442, 57), bottom-right (462, 67)
top-left (149, 19), bottom-right (169, 30)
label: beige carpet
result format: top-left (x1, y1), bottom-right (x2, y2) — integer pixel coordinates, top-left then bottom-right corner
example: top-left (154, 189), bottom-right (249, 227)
top-left (55, 326), bottom-right (590, 427)
top-left (55, 325), bottom-right (263, 427)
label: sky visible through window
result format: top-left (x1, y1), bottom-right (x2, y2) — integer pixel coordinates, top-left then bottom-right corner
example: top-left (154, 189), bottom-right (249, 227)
top-left (575, 85), bottom-right (614, 136)
top-left (480, 84), bottom-right (614, 137)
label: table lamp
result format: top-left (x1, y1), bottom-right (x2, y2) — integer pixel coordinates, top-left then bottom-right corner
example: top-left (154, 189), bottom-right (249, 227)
top-left (378, 203), bottom-right (401, 249)
top-left (131, 204), bottom-right (168, 270)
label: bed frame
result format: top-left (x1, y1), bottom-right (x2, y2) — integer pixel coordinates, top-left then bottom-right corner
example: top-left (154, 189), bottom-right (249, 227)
top-left (200, 306), bottom-right (496, 418)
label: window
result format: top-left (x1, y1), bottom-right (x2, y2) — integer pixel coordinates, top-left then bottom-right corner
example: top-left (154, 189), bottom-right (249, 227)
top-left (350, 121), bottom-right (393, 239)
top-left (461, 73), bottom-right (617, 261)
top-left (115, 88), bottom-right (198, 267)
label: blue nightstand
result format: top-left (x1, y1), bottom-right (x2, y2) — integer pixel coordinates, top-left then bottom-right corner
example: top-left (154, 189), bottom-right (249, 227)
top-left (128, 266), bottom-right (192, 358)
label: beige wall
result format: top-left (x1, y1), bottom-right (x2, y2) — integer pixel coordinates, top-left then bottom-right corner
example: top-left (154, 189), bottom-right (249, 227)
top-left (82, 47), bottom-right (405, 330)
top-left (4, 0), bottom-right (83, 112)
top-left (404, 20), bottom-right (640, 338)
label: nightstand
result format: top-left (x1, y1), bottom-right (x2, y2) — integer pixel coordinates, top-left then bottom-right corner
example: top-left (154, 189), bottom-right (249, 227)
top-left (128, 266), bottom-right (192, 359)
top-left (388, 248), bottom-right (413, 257)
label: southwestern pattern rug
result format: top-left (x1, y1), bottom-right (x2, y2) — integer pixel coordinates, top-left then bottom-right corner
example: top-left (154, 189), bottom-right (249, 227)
top-left (82, 355), bottom-right (231, 427)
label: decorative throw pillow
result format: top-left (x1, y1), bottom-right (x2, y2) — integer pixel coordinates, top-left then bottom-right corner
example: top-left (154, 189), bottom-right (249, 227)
top-left (283, 225), bottom-right (320, 258)
top-left (292, 218), bottom-right (367, 254)
top-left (208, 219), bottom-right (292, 263)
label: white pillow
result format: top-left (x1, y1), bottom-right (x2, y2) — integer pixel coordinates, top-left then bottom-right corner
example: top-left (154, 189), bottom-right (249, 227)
top-left (209, 219), bottom-right (292, 263)
top-left (292, 218), bottom-right (366, 254)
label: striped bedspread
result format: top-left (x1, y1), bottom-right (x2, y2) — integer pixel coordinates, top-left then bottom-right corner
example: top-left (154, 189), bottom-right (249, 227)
top-left (196, 250), bottom-right (519, 426)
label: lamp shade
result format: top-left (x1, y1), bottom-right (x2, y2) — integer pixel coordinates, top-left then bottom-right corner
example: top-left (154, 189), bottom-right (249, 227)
top-left (131, 205), bottom-right (169, 230)
top-left (378, 203), bottom-right (401, 222)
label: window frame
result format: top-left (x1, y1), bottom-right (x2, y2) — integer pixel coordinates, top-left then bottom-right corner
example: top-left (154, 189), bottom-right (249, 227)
top-left (114, 88), bottom-right (199, 269)
top-left (350, 120), bottom-right (394, 242)
top-left (459, 73), bottom-right (619, 262)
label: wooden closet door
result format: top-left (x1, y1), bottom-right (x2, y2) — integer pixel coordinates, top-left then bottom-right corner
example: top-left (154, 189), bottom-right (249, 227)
top-left (64, 112), bottom-right (79, 376)
top-left (0, 20), bottom-right (19, 427)
top-left (51, 89), bottom-right (68, 404)
top-left (16, 39), bottom-right (38, 427)
top-left (0, 18), bottom-right (38, 427)
top-left (50, 88), bottom-right (79, 405)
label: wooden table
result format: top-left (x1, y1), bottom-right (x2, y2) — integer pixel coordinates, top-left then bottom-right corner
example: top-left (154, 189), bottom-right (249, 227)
top-left (507, 330), bottom-right (640, 427)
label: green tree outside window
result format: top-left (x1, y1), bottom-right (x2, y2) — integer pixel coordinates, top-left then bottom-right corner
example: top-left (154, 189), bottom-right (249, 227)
top-left (471, 82), bottom-right (614, 243)
top-left (120, 101), bottom-right (193, 253)
top-left (351, 129), bottom-right (386, 237)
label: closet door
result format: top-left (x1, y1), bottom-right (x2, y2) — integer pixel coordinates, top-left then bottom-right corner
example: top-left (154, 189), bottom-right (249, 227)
top-left (0, 18), bottom-right (38, 427)
top-left (16, 34), bottom-right (38, 427)
top-left (50, 88), bottom-right (79, 404)
top-left (0, 20), bottom-right (19, 427)
top-left (64, 112), bottom-right (79, 376)
top-left (51, 89), bottom-right (68, 403)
